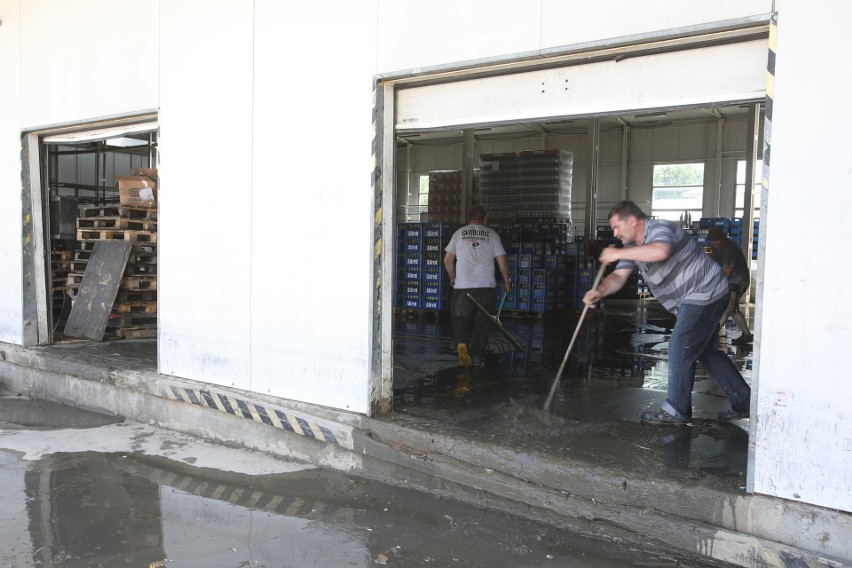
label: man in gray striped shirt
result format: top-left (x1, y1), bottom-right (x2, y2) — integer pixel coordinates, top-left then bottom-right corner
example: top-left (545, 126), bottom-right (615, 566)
top-left (583, 201), bottom-right (751, 425)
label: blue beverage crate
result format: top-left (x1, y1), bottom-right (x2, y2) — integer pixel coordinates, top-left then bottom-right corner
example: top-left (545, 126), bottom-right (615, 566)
top-left (423, 237), bottom-right (442, 254)
top-left (398, 223), bottom-right (422, 239)
top-left (506, 253), bottom-right (519, 269)
top-left (518, 254), bottom-right (543, 269)
top-left (421, 295), bottom-right (443, 310)
top-left (402, 293), bottom-right (421, 309)
top-left (543, 255), bottom-right (567, 269)
top-left (516, 269), bottom-right (531, 284)
top-left (532, 268), bottom-right (556, 284)
top-left (403, 265), bottom-right (421, 280)
top-left (531, 283), bottom-right (556, 300)
top-left (422, 266), bottom-right (442, 282)
top-left (530, 296), bottom-right (558, 313)
top-left (422, 223), bottom-right (447, 239)
top-left (402, 280), bottom-right (421, 295)
top-left (423, 252), bottom-right (442, 267)
top-left (402, 252), bottom-right (421, 266)
top-left (423, 282), bottom-right (445, 296)
top-left (403, 237), bottom-right (422, 253)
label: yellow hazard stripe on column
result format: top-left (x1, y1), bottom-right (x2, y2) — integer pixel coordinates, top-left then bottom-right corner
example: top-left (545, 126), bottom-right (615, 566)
top-left (762, 12), bottom-right (778, 190)
top-left (138, 378), bottom-right (353, 450)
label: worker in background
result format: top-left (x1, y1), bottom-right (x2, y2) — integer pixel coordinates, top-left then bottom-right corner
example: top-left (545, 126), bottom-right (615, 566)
top-left (443, 205), bottom-right (512, 370)
top-left (583, 201), bottom-right (751, 424)
top-left (707, 225), bottom-right (753, 345)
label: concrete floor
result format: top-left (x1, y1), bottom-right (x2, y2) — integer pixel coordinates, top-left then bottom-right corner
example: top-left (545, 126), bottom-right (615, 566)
top-left (391, 299), bottom-right (754, 493)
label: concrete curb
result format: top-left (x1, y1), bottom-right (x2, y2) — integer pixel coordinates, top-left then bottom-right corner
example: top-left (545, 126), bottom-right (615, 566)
top-left (1, 342), bottom-right (848, 567)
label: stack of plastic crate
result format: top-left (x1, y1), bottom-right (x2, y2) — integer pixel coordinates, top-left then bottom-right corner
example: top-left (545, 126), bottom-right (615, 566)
top-left (396, 223), bottom-right (423, 309)
top-left (420, 222), bottom-right (456, 309)
top-left (572, 261), bottom-right (602, 311)
top-left (498, 230), bottom-right (582, 314)
top-left (395, 222), bottom-right (458, 311)
top-left (729, 217), bottom-right (744, 246)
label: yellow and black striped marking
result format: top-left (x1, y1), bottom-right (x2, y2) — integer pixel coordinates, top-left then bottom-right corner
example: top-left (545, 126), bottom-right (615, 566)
top-left (762, 12), bottom-right (777, 190)
top-left (141, 378), bottom-right (352, 450)
top-left (372, 82), bottom-right (384, 376)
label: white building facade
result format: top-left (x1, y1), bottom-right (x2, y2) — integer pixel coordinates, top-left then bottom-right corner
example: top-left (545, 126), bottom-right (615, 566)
top-left (0, 0), bottom-right (849, 519)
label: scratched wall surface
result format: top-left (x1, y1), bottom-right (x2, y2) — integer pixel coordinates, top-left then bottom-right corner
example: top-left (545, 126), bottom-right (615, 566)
top-left (753, 1), bottom-right (852, 512)
top-left (0, 0), bottom-right (23, 344)
top-left (157, 1), bottom-right (376, 413)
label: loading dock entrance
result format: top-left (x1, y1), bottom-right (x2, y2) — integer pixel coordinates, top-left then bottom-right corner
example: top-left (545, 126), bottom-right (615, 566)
top-left (376, 18), bottom-right (769, 490)
top-left (21, 114), bottom-right (158, 347)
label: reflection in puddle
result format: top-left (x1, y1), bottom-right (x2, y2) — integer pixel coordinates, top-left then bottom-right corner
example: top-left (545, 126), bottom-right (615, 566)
top-left (1, 449), bottom-right (691, 567)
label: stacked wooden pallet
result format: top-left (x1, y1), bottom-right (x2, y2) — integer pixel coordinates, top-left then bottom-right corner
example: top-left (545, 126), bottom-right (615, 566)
top-left (51, 249), bottom-right (74, 320)
top-left (69, 204), bottom-right (158, 340)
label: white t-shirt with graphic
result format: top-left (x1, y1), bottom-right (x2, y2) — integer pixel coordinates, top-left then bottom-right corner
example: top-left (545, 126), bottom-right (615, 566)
top-left (445, 223), bottom-right (507, 289)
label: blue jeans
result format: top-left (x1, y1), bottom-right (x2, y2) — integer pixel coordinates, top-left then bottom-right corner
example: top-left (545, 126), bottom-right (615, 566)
top-left (661, 296), bottom-right (752, 420)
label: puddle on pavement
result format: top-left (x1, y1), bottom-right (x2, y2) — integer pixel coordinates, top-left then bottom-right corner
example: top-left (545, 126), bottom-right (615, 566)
top-left (0, 399), bottom-right (714, 568)
top-left (392, 299), bottom-right (752, 483)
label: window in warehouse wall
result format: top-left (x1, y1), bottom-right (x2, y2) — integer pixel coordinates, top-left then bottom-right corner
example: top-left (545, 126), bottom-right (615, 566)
top-left (651, 163), bottom-right (705, 222)
top-left (418, 174), bottom-right (430, 207)
top-left (735, 160), bottom-right (762, 219)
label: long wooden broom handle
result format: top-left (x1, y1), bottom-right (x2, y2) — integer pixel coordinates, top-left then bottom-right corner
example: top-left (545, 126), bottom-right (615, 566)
top-left (543, 261), bottom-right (609, 411)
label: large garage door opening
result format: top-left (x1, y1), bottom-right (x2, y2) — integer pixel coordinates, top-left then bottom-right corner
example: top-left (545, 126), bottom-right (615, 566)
top-left (381, 29), bottom-right (767, 493)
top-left (39, 121), bottom-right (159, 346)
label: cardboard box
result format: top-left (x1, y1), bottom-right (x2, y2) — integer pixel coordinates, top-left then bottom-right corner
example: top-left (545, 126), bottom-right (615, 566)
top-left (131, 167), bottom-right (159, 179)
top-left (116, 176), bottom-right (158, 208)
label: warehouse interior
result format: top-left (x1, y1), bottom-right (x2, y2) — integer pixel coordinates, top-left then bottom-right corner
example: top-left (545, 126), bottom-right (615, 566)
top-left (41, 124), bottom-right (159, 346)
top-left (390, 101), bottom-right (763, 471)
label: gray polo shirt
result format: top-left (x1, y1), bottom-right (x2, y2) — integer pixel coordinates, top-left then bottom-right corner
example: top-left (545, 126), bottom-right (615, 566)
top-left (615, 219), bottom-right (729, 313)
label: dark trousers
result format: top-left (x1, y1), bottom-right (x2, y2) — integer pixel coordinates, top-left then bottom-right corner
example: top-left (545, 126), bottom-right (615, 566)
top-left (662, 295), bottom-right (752, 420)
top-left (451, 288), bottom-right (495, 356)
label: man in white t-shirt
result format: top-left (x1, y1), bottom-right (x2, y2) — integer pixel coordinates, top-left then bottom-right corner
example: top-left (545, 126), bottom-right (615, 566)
top-left (443, 205), bottom-right (512, 368)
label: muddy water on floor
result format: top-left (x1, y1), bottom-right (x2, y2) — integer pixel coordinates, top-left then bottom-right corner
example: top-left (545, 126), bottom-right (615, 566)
top-left (0, 396), bottom-right (713, 567)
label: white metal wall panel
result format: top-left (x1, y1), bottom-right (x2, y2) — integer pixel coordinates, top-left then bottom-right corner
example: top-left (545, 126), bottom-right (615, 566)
top-left (752, 1), bottom-right (852, 512)
top-left (18, 0), bottom-right (158, 128)
top-left (157, 1), bottom-right (254, 390)
top-left (397, 40), bottom-right (768, 132)
top-left (539, 0), bottom-right (771, 52)
top-left (0, 0), bottom-right (23, 344)
top-left (377, 0), bottom-right (771, 74)
top-left (246, 1), bottom-right (376, 413)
